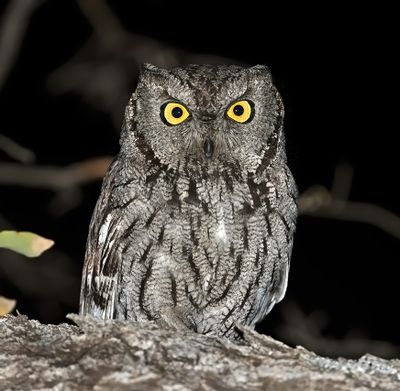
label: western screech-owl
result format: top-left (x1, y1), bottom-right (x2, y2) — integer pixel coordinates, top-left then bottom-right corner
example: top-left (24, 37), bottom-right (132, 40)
top-left (80, 63), bottom-right (297, 339)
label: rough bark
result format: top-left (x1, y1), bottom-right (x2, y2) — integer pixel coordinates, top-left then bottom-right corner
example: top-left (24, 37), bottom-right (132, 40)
top-left (0, 314), bottom-right (399, 390)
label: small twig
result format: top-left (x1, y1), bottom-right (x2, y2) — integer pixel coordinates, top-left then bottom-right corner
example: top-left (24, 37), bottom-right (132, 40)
top-left (0, 0), bottom-right (43, 90)
top-left (305, 198), bottom-right (400, 240)
top-left (77, 0), bottom-right (229, 64)
top-left (278, 301), bottom-right (399, 358)
top-left (0, 156), bottom-right (112, 190)
top-left (298, 164), bottom-right (400, 240)
top-left (0, 134), bottom-right (36, 163)
top-left (298, 185), bottom-right (332, 214)
top-left (331, 162), bottom-right (353, 201)
top-left (78, 0), bottom-right (127, 46)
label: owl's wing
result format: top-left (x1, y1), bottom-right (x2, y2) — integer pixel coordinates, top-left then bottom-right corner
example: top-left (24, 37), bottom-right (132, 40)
top-left (251, 178), bottom-right (297, 326)
top-left (268, 251), bottom-right (290, 309)
top-left (79, 159), bottom-right (123, 319)
top-left (251, 250), bottom-right (290, 326)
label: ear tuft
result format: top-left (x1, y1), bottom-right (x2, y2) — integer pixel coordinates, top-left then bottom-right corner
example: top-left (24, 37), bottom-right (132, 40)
top-left (247, 64), bottom-right (272, 84)
top-left (138, 63), bottom-right (172, 89)
top-left (140, 63), bottom-right (160, 73)
top-left (139, 63), bottom-right (169, 77)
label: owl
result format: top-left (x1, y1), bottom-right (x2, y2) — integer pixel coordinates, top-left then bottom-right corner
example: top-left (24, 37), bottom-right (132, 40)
top-left (80, 63), bottom-right (297, 339)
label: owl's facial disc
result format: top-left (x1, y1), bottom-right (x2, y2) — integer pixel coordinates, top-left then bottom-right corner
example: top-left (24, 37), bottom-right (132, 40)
top-left (132, 64), bottom-right (283, 173)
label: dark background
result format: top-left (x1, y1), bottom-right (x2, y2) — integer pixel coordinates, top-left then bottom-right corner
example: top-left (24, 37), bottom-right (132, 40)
top-left (0, 0), bottom-right (398, 358)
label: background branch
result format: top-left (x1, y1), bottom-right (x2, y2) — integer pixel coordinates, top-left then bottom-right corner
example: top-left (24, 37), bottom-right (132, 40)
top-left (49, 0), bottom-right (235, 127)
top-left (0, 156), bottom-right (112, 190)
top-left (1, 156), bottom-right (400, 241)
top-left (298, 163), bottom-right (400, 240)
top-left (276, 301), bottom-right (400, 358)
top-left (0, 134), bottom-right (36, 163)
top-left (0, 0), bottom-right (43, 90)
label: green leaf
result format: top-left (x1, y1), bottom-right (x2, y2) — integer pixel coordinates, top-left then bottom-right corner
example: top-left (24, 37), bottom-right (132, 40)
top-left (0, 231), bottom-right (54, 258)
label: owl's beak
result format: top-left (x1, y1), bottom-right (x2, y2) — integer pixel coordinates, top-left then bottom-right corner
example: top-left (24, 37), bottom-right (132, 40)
top-left (203, 137), bottom-right (214, 158)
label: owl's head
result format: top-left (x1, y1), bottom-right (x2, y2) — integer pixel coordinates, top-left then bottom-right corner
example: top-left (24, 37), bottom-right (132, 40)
top-left (122, 64), bottom-right (285, 177)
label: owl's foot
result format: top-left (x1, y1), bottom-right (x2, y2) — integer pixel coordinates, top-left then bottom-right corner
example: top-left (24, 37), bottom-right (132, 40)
top-left (157, 307), bottom-right (195, 333)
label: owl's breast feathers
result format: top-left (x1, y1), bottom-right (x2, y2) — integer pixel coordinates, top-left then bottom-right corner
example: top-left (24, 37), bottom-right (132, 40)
top-left (81, 154), bottom-right (297, 338)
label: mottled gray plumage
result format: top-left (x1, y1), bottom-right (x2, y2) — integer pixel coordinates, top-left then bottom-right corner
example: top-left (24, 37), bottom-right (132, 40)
top-left (80, 63), bottom-right (297, 339)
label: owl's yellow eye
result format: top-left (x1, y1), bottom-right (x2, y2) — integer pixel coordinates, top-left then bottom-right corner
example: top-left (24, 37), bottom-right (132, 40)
top-left (226, 100), bottom-right (254, 123)
top-left (161, 102), bottom-right (190, 125)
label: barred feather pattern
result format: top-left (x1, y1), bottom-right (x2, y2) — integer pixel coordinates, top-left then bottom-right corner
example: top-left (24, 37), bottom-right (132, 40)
top-left (80, 64), bottom-right (297, 339)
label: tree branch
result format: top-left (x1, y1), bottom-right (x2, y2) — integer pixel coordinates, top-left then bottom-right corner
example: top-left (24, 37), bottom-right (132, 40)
top-left (0, 0), bottom-right (43, 90)
top-left (0, 134), bottom-right (36, 163)
top-left (0, 314), bottom-right (399, 390)
top-left (298, 163), bottom-right (400, 240)
top-left (0, 156), bottom-right (112, 190)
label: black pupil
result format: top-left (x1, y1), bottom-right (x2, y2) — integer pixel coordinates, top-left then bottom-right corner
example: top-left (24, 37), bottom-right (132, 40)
top-left (233, 104), bottom-right (244, 116)
top-left (171, 106), bottom-right (183, 118)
